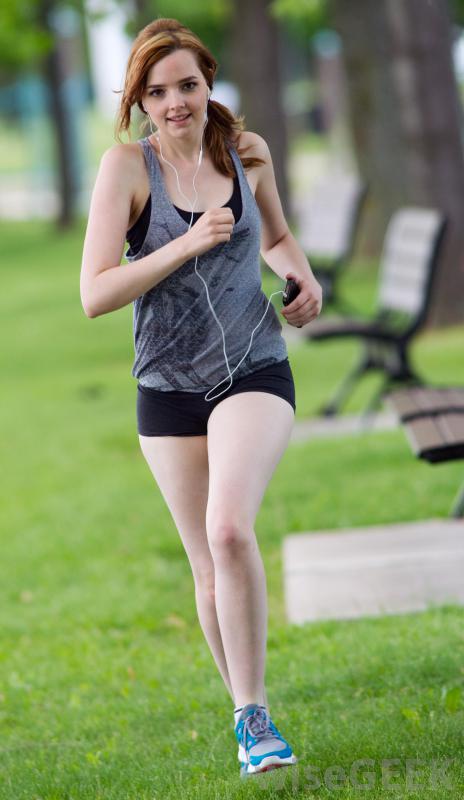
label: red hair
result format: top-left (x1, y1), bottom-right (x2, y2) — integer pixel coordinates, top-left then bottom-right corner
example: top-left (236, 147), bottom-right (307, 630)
top-left (114, 18), bottom-right (265, 178)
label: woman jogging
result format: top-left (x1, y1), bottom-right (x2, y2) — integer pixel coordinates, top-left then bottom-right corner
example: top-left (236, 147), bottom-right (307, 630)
top-left (80, 17), bottom-right (322, 778)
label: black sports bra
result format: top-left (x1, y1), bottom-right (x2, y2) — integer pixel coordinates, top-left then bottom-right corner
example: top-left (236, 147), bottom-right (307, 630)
top-left (126, 168), bottom-right (242, 256)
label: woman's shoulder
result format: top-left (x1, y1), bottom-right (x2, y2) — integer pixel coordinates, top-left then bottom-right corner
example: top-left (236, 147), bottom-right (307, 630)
top-left (235, 130), bottom-right (269, 159)
top-left (99, 141), bottom-right (148, 197)
top-left (100, 140), bottom-right (146, 171)
top-left (98, 142), bottom-right (149, 227)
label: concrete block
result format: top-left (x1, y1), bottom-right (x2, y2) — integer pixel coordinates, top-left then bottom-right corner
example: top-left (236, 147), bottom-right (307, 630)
top-left (283, 519), bottom-right (464, 622)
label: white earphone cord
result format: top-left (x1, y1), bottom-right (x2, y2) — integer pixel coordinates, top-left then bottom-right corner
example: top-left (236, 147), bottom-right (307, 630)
top-left (154, 101), bottom-right (284, 402)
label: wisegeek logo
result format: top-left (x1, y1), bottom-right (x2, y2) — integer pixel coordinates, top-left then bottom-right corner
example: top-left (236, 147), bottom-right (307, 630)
top-left (254, 757), bottom-right (456, 792)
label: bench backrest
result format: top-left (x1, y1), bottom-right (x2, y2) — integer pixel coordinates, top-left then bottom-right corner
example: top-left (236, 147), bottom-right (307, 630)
top-left (295, 174), bottom-right (366, 262)
top-left (377, 208), bottom-right (446, 320)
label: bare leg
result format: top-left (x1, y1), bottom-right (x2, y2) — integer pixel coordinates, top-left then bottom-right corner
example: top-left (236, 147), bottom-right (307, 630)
top-left (214, 529), bottom-right (269, 709)
top-left (194, 580), bottom-right (235, 703)
top-left (205, 392), bottom-right (295, 710)
top-left (138, 434), bottom-right (235, 703)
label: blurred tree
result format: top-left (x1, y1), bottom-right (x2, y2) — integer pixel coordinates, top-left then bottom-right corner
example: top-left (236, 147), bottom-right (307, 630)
top-left (0, 0), bottom-right (87, 228)
top-left (128, 0), bottom-right (156, 31)
top-left (270, 0), bottom-right (464, 327)
top-left (330, 0), bottom-right (464, 327)
top-left (0, 0), bottom-right (52, 79)
top-left (37, 0), bottom-right (86, 228)
top-left (228, 0), bottom-right (290, 219)
top-left (1, 0), bottom-right (301, 231)
top-left (271, 0), bottom-right (329, 44)
top-left (121, 0), bottom-right (230, 53)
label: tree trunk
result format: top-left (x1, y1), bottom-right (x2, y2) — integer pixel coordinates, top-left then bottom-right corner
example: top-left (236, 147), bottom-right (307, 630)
top-left (126, 0), bottom-right (154, 35)
top-left (228, 0), bottom-right (291, 222)
top-left (331, 0), bottom-right (464, 327)
top-left (38, 0), bottom-right (81, 229)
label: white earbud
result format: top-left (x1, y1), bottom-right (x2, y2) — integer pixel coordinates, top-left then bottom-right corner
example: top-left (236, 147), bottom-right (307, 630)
top-left (199, 87), bottom-right (211, 163)
top-left (203, 88), bottom-right (211, 123)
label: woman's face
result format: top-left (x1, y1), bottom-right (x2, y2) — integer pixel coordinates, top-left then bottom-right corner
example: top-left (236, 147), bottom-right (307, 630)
top-left (143, 49), bottom-right (209, 141)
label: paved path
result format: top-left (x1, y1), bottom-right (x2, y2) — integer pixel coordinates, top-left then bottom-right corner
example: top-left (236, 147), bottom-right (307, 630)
top-left (291, 410), bottom-right (398, 443)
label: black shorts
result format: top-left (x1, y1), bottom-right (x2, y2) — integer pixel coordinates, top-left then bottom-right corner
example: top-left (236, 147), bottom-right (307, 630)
top-left (136, 358), bottom-right (296, 436)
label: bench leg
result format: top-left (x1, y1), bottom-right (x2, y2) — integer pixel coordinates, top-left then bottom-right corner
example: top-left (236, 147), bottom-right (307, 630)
top-left (319, 351), bottom-right (372, 416)
top-left (386, 341), bottom-right (421, 384)
top-left (359, 375), bottom-right (391, 428)
top-left (319, 340), bottom-right (423, 419)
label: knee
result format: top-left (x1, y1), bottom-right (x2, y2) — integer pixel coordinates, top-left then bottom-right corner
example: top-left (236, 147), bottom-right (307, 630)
top-left (206, 518), bottom-right (252, 558)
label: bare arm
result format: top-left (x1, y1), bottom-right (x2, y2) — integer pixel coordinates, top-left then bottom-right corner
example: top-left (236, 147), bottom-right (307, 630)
top-left (80, 145), bottom-right (234, 318)
top-left (83, 239), bottom-right (191, 318)
top-left (250, 131), bottom-right (323, 326)
top-left (80, 145), bottom-right (192, 318)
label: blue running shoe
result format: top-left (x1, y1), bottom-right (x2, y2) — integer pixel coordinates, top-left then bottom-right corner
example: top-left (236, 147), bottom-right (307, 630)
top-left (234, 703), bottom-right (298, 777)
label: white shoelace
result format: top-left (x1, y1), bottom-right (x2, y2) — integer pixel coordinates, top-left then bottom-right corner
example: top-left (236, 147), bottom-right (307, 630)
top-left (241, 707), bottom-right (271, 763)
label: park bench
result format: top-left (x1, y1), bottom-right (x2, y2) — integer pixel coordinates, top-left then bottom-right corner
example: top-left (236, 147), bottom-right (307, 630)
top-left (386, 385), bottom-right (464, 518)
top-left (293, 174), bottom-right (366, 313)
top-left (303, 206), bottom-right (447, 418)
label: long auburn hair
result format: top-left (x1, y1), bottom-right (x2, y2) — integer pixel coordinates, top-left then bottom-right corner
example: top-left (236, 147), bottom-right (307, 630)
top-left (114, 18), bottom-right (266, 178)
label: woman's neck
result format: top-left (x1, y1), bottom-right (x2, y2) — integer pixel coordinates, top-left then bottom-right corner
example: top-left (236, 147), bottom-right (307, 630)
top-left (152, 132), bottom-right (204, 168)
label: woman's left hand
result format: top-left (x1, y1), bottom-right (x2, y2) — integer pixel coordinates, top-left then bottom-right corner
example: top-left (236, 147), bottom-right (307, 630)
top-left (281, 272), bottom-right (323, 328)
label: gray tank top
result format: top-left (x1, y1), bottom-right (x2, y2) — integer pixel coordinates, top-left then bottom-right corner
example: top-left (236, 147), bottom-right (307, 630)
top-left (124, 136), bottom-right (288, 391)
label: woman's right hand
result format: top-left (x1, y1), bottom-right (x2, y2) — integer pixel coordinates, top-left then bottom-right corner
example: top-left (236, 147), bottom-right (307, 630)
top-left (182, 208), bottom-right (235, 258)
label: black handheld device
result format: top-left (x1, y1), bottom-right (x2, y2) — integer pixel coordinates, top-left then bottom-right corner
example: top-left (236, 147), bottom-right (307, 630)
top-left (282, 278), bottom-right (300, 306)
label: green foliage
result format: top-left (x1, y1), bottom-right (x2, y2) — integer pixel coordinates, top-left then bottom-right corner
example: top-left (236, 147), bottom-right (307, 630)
top-left (0, 0), bottom-right (52, 76)
top-left (271, 0), bottom-right (330, 45)
top-left (117, 0), bottom-right (330, 53)
top-left (450, 0), bottom-right (464, 24)
top-left (116, 0), bottom-right (233, 72)
top-left (0, 0), bottom-right (86, 78)
top-left (0, 0), bottom-right (332, 86)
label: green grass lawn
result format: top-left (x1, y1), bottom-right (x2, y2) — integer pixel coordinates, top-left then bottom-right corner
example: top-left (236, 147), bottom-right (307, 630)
top-left (0, 219), bottom-right (463, 798)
